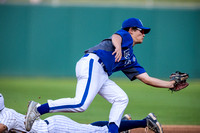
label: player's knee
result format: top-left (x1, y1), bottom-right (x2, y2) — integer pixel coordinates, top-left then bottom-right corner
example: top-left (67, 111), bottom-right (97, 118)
top-left (73, 98), bottom-right (89, 112)
top-left (123, 95), bottom-right (129, 105)
top-left (78, 106), bottom-right (88, 112)
top-left (119, 94), bottom-right (129, 106)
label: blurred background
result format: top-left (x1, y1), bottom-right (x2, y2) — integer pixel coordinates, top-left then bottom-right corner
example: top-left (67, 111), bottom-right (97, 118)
top-left (0, 0), bottom-right (200, 78)
top-left (0, 0), bottom-right (200, 126)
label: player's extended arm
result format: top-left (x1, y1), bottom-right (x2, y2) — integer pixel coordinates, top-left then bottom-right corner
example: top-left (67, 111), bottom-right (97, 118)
top-left (136, 72), bottom-right (175, 88)
top-left (112, 34), bottom-right (122, 62)
top-left (0, 123), bottom-right (7, 133)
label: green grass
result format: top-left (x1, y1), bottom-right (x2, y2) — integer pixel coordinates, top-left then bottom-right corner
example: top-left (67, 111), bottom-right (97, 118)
top-left (0, 77), bottom-right (200, 125)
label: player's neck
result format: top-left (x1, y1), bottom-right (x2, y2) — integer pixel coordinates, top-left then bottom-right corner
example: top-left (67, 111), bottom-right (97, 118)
top-left (132, 42), bottom-right (136, 47)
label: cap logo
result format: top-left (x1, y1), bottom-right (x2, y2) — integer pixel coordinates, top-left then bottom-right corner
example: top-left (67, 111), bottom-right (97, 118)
top-left (139, 19), bottom-right (143, 26)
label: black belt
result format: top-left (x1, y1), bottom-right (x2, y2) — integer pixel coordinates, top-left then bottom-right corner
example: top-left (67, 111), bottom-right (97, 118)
top-left (98, 58), bottom-right (107, 72)
top-left (44, 120), bottom-right (49, 125)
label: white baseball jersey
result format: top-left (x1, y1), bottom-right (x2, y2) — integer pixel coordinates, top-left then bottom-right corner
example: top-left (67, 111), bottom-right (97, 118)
top-left (0, 107), bottom-right (29, 132)
top-left (0, 107), bottom-right (46, 133)
top-left (0, 107), bottom-right (108, 133)
top-left (0, 94), bottom-right (4, 110)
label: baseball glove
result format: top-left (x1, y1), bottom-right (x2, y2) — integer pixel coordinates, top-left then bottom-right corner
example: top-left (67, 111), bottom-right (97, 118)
top-left (169, 71), bottom-right (189, 92)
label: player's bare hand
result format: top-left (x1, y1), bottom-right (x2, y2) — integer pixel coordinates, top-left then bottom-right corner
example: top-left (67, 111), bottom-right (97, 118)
top-left (112, 47), bottom-right (122, 62)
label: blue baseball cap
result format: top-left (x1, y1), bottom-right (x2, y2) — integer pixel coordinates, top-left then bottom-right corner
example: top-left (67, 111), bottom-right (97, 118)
top-left (122, 18), bottom-right (151, 34)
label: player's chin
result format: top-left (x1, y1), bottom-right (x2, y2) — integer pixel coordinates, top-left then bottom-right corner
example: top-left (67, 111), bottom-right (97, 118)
top-left (138, 40), bottom-right (143, 44)
top-left (140, 39), bottom-right (144, 43)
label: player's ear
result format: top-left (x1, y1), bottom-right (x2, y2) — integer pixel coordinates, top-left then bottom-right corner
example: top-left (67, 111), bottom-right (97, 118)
top-left (129, 27), bottom-right (135, 34)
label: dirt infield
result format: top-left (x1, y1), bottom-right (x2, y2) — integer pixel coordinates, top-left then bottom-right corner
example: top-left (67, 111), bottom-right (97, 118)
top-left (130, 125), bottom-right (200, 133)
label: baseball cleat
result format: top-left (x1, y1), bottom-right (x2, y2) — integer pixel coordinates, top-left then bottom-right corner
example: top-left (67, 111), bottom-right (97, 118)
top-left (120, 114), bottom-right (132, 133)
top-left (25, 101), bottom-right (41, 131)
top-left (146, 113), bottom-right (163, 133)
top-left (121, 114), bottom-right (132, 121)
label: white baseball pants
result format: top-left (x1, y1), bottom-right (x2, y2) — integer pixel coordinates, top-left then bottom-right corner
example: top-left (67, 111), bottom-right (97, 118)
top-left (47, 53), bottom-right (129, 127)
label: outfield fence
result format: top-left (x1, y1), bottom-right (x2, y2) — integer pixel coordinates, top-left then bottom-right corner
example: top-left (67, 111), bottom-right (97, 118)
top-left (0, 4), bottom-right (199, 78)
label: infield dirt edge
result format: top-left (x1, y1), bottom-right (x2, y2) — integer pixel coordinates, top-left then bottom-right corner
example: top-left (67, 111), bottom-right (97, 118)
top-left (130, 125), bottom-right (200, 133)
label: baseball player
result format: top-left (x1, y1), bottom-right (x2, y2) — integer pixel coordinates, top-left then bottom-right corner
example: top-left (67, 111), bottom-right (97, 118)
top-left (0, 93), bottom-right (163, 133)
top-left (25, 17), bottom-right (175, 133)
